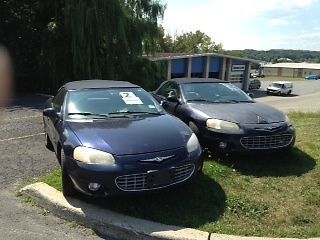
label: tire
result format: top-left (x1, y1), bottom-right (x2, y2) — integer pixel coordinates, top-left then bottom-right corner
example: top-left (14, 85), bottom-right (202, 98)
top-left (61, 149), bottom-right (77, 197)
top-left (45, 133), bottom-right (54, 151)
top-left (287, 90), bottom-right (292, 95)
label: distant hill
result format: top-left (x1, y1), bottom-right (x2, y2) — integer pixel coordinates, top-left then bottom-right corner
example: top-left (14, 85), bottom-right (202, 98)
top-left (222, 49), bottom-right (320, 63)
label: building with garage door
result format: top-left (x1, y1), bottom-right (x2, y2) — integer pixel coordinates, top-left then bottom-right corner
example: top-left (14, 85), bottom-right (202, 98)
top-left (263, 62), bottom-right (320, 78)
top-left (148, 53), bottom-right (260, 91)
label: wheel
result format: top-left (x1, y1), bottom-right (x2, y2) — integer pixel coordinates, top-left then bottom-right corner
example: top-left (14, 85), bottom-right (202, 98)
top-left (61, 149), bottom-right (77, 197)
top-left (45, 133), bottom-right (54, 151)
top-left (287, 90), bottom-right (292, 95)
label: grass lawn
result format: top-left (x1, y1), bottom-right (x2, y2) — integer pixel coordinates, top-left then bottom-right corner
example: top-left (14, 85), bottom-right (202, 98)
top-left (262, 76), bottom-right (305, 82)
top-left (40, 112), bottom-right (320, 238)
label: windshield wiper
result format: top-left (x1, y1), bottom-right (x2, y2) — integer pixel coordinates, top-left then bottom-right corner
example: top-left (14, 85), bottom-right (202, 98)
top-left (114, 111), bottom-right (164, 115)
top-left (187, 99), bottom-right (215, 103)
top-left (68, 112), bottom-right (128, 118)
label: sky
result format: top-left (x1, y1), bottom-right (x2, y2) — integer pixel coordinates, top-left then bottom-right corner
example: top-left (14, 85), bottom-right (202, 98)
top-left (161, 0), bottom-right (320, 51)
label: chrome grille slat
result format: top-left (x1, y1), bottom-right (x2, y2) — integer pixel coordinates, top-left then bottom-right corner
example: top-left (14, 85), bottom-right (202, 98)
top-left (240, 134), bottom-right (293, 149)
top-left (115, 164), bottom-right (195, 191)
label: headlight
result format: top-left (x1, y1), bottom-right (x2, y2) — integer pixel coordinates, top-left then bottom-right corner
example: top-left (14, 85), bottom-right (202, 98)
top-left (187, 133), bottom-right (200, 153)
top-left (206, 118), bottom-right (240, 131)
top-left (73, 147), bottom-right (115, 165)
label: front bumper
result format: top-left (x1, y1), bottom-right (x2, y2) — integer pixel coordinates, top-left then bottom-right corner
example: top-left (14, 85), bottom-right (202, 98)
top-left (65, 147), bottom-right (203, 197)
top-left (202, 124), bottom-right (295, 154)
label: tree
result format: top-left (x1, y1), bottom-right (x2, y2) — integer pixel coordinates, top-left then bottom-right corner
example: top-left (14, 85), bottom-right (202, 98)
top-left (0, 0), bottom-right (166, 93)
top-left (163, 30), bottom-right (223, 53)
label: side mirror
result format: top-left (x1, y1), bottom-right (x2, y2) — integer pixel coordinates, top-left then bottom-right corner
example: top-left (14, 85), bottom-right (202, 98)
top-left (43, 108), bottom-right (61, 118)
top-left (166, 95), bottom-right (179, 103)
top-left (247, 93), bottom-right (254, 98)
top-left (160, 100), bottom-right (169, 108)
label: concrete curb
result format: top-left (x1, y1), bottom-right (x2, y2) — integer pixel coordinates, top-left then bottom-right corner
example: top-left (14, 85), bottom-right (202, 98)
top-left (20, 183), bottom-right (320, 240)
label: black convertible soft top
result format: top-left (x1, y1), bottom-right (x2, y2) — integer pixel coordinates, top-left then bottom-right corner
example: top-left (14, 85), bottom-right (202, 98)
top-left (63, 80), bottom-right (139, 90)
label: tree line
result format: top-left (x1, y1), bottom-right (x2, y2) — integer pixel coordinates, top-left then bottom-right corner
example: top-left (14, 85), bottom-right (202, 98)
top-left (223, 49), bottom-right (320, 64)
top-left (0, 0), bottom-right (168, 93)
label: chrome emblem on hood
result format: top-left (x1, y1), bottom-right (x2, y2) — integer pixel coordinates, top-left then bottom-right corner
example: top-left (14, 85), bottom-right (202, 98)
top-left (139, 155), bottom-right (175, 163)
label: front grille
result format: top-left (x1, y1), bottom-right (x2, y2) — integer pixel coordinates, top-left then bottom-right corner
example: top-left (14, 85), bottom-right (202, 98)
top-left (240, 134), bottom-right (293, 150)
top-left (115, 164), bottom-right (195, 191)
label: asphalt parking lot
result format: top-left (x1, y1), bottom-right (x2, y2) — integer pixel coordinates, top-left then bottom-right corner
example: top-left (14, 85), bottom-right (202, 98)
top-left (0, 80), bottom-right (319, 239)
top-left (0, 96), bottom-right (104, 240)
top-left (252, 80), bottom-right (320, 112)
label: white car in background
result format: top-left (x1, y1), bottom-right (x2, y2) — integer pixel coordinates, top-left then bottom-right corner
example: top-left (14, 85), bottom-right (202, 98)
top-left (267, 81), bottom-right (293, 95)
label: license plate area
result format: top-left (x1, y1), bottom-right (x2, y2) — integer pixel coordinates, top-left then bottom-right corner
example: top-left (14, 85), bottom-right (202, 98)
top-left (147, 169), bottom-right (173, 187)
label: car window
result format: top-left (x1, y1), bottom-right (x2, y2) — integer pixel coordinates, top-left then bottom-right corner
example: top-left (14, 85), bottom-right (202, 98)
top-left (181, 82), bottom-right (253, 103)
top-left (66, 87), bottom-right (164, 119)
top-left (156, 82), bottom-right (174, 97)
top-left (52, 88), bottom-right (67, 112)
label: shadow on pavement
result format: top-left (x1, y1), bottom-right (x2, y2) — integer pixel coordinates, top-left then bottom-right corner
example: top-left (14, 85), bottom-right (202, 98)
top-left (75, 174), bottom-right (226, 230)
top-left (212, 147), bottom-right (316, 177)
top-left (249, 89), bottom-right (267, 99)
top-left (249, 89), bottom-right (299, 99)
top-left (6, 95), bottom-right (49, 111)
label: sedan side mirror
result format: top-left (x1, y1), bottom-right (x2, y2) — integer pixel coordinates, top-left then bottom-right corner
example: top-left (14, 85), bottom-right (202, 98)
top-left (160, 100), bottom-right (169, 108)
top-left (43, 108), bottom-right (61, 118)
top-left (166, 95), bottom-right (179, 103)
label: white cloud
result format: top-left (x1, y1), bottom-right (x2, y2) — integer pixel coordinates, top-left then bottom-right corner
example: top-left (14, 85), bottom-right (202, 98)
top-left (162, 0), bottom-right (319, 50)
top-left (269, 19), bottom-right (290, 26)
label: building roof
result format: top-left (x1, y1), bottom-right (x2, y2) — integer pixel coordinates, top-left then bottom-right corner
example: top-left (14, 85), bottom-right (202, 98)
top-left (63, 80), bottom-right (138, 90)
top-left (263, 62), bottom-right (320, 70)
top-left (146, 52), bottom-right (261, 64)
top-left (170, 78), bottom-right (229, 84)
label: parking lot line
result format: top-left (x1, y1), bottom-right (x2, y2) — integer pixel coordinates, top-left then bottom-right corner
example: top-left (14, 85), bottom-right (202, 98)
top-left (0, 133), bottom-right (44, 142)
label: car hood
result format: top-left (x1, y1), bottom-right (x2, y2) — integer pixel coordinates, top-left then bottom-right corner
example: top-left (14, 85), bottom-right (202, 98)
top-left (67, 115), bottom-right (191, 155)
top-left (189, 102), bottom-right (286, 124)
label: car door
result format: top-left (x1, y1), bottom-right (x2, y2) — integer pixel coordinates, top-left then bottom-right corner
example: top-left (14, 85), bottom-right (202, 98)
top-left (47, 88), bottom-right (67, 152)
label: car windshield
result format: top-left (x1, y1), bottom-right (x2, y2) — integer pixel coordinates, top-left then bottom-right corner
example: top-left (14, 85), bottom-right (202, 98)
top-left (272, 83), bottom-right (283, 88)
top-left (66, 88), bottom-right (164, 119)
top-left (181, 82), bottom-right (253, 103)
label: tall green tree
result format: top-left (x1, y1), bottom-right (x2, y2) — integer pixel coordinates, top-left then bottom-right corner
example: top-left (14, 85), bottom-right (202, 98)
top-left (163, 30), bottom-right (223, 53)
top-left (0, 0), bottom-right (166, 93)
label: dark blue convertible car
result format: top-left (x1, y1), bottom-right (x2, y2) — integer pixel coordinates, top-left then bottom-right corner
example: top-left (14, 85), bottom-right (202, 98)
top-left (43, 80), bottom-right (203, 197)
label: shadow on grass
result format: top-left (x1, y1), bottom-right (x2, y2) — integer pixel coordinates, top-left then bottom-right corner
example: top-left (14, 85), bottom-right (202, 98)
top-left (212, 147), bottom-right (316, 177)
top-left (74, 174), bottom-right (226, 229)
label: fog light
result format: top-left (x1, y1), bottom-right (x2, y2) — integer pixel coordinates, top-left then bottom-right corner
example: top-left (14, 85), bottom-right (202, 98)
top-left (219, 142), bottom-right (227, 149)
top-left (88, 182), bottom-right (101, 191)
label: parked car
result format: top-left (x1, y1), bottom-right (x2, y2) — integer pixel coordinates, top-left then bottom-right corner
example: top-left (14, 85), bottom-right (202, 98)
top-left (305, 74), bottom-right (320, 80)
top-left (266, 81), bottom-right (293, 95)
top-left (43, 80), bottom-right (203, 197)
top-left (152, 78), bottom-right (295, 153)
top-left (249, 79), bottom-right (261, 90)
